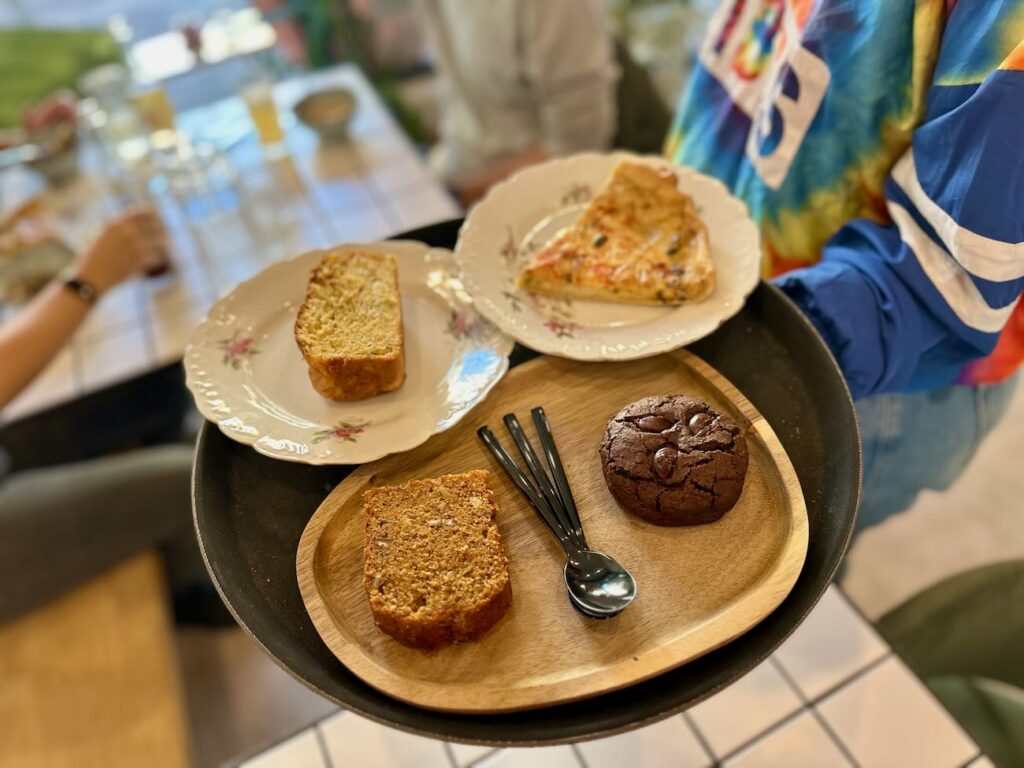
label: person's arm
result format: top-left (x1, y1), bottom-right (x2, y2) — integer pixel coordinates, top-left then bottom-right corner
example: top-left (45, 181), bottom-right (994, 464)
top-left (775, 33), bottom-right (1024, 398)
top-left (0, 207), bottom-right (165, 408)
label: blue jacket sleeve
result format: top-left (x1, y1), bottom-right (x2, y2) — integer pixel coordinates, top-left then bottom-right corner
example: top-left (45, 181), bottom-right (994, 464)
top-left (774, 31), bottom-right (1024, 399)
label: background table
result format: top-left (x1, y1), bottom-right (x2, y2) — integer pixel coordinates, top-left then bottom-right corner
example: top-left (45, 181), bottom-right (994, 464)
top-left (232, 583), bottom-right (982, 768)
top-left (0, 63), bottom-right (459, 426)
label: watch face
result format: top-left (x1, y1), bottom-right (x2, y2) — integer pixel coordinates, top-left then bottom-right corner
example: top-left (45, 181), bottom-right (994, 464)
top-left (64, 276), bottom-right (97, 303)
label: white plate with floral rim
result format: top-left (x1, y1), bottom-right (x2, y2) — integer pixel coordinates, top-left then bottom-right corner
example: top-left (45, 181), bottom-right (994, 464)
top-left (456, 152), bottom-right (761, 360)
top-left (184, 241), bottom-right (514, 465)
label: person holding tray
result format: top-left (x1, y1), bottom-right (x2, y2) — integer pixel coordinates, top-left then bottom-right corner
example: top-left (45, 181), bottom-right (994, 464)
top-left (666, 0), bottom-right (1023, 530)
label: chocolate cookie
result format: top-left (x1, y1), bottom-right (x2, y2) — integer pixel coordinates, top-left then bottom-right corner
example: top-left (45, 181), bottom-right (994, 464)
top-left (600, 395), bottom-right (748, 525)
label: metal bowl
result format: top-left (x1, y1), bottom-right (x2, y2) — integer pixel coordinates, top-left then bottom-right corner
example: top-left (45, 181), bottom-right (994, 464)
top-left (293, 88), bottom-right (357, 142)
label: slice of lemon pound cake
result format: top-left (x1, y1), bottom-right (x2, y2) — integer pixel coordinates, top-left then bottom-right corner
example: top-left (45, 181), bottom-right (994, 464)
top-left (294, 250), bottom-right (405, 401)
top-left (362, 470), bottom-right (513, 651)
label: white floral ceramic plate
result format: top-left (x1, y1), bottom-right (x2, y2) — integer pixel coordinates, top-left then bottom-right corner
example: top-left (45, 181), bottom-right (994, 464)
top-left (184, 241), bottom-right (514, 465)
top-left (456, 152), bottom-right (761, 360)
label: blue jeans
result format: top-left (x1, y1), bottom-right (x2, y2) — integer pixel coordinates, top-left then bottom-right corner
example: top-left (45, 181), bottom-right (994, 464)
top-left (856, 375), bottom-right (1019, 532)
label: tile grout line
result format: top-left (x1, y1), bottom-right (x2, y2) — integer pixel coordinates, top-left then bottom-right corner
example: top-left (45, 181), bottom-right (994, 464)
top-left (956, 751), bottom-right (984, 768)
top-left (466, 747), bottom-right (500, 767)
top-left (441, 742), bottom-right (459, 768)
top-left (769, 656), bottom-right (861, 768)
top-left (831, 583), bottom-right (980, 756)
top-left (681, 711), bottom-right (719, 767)
top-left (570, 742), bottom-right (589, 767)
top-left (804, 651), bottom-right (892, 708)
top-left (314, 723), bottom-right (336, 768)
top-left (714, 704), bottom-right (808, 765)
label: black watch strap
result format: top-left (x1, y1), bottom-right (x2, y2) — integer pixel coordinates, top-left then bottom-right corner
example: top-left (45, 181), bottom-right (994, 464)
top-left (60, 272), bottom-right (98, 304)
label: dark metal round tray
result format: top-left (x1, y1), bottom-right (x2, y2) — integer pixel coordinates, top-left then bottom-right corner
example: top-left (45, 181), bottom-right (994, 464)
top-left (193, 218), bottom-right (860, 745)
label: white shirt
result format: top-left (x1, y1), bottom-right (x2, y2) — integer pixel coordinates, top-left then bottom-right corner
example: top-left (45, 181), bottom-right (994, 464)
top-left (417, 0), bottom-right (618, 183)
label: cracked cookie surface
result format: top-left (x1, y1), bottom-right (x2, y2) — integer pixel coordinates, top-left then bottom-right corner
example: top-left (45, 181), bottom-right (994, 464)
top-left (600, 395), bottom-right (748, 525)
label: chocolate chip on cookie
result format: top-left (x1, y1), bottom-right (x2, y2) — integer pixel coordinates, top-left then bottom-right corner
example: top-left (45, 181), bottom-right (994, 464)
top-left (599, 395), bottom-right (748, 525)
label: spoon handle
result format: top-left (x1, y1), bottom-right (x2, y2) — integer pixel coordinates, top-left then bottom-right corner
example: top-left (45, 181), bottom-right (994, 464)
top-left (502, 413), bottom-right (584, 550)
top-left (531, 407), bottom-right (588, 549)
top-left (477, 427), bottom-right (575, 552)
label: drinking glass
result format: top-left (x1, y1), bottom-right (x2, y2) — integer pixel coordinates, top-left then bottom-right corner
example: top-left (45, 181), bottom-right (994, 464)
top-left (133, 86), bottom-right (178, 150)
top-left (241, 79), bottom-right (286, 154)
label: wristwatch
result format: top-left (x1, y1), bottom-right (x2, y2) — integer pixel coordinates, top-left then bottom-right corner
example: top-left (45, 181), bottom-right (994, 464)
top-left (58, 269), bottom-right (99, 304)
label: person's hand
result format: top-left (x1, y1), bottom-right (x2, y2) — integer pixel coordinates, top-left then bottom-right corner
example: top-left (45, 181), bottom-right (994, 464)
top-left (452, 146), bottom-right (550, 207)
top-left (22, 90), bottom-right (77, 133)
top-left (74, 207), bottom-right (168, 294)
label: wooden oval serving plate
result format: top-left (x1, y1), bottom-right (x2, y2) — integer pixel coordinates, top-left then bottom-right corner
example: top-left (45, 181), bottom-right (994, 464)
top-left (296, 350), bottom-right (808, 713)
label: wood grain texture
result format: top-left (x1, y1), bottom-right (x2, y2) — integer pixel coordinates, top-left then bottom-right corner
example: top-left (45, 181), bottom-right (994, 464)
top-left (297, 350), bottom-right (808, 713)
top-left (0, 552), bottom-right (190, 768)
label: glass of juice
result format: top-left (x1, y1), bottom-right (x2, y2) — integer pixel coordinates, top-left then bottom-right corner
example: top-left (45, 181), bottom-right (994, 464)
top-left (241, 80), bottom-right (286, 154)
top-left (133, 86), bottom-right (178, 150)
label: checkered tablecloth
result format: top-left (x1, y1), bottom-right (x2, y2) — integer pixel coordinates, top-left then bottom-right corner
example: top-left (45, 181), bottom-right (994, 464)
top-left (0, 64), bottom-right (460, 424)
top-left (235, 585), bottom-right (982, 768)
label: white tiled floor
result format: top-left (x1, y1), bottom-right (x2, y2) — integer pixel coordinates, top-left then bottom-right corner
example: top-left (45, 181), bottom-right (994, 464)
top-left (476, 746), bottom-right (581, 768)
top-left (688, 658), bottom-right (804, 758)
top-left (318, 712), bottom-right (450, 768)
top-left (240, 730), bottom-right (326, 768)
top-left (576, 716), bottom-right (710, 768)
top-left (448, 743), bottom-right (497, 768)
top-left (231, 579), bottom-right (982, 768)
top-left (772, 588), bottom-right (889, 700)
top-left (724, 712), bottom-right (850, 768)
top-left (817, 657), bottom-right (978, 768)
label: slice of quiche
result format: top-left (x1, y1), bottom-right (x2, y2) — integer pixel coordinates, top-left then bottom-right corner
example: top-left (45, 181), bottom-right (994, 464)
top-left (516, 161), bottom-right (714, 305)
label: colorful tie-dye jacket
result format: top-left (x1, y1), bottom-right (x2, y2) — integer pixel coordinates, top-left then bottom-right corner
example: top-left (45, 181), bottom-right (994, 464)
top-left (666, 0), bottom-right (1024, 398)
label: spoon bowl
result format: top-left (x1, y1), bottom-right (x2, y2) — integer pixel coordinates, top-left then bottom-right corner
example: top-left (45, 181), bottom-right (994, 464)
top-left (563, 548), bottom-right (637, 616)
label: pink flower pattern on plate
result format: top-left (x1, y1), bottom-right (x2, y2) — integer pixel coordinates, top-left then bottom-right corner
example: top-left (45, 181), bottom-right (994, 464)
top-left (311, 420), bottom-right (369, 444)
top-left (544, 319), bottom-right (581, 339)
top-left (447, 310), bottom-right (476, 339)
top-left (218, 332), bottom-right (259, 369)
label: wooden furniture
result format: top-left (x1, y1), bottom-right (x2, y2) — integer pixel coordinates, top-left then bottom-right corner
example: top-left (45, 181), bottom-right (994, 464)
top-left (0, 552), bottom-right (190, 768)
